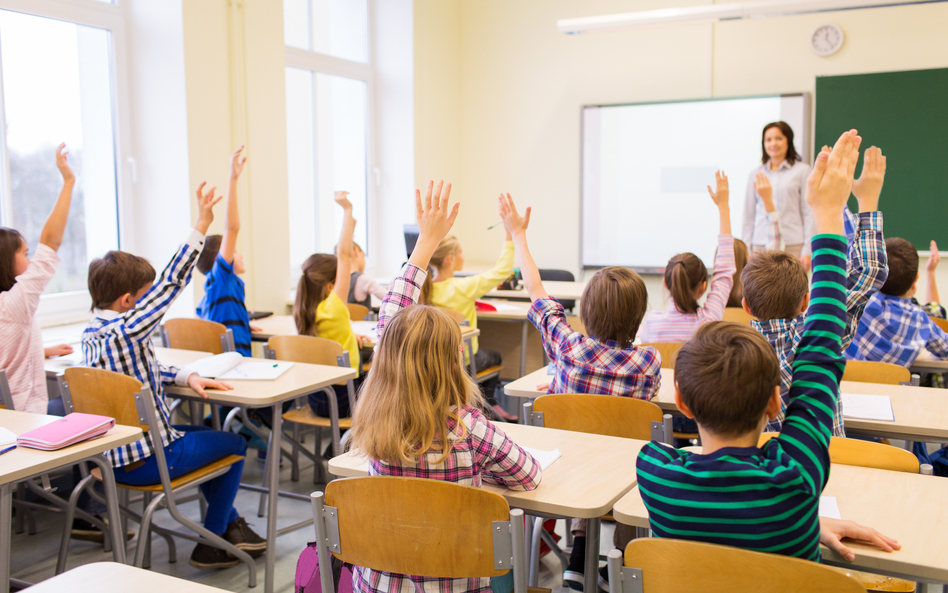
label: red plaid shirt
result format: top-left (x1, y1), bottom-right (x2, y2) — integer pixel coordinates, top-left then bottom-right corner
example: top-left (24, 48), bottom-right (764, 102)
top-left (355, 264), bottom-right (541, 593)
top-left (529, 298), bottom-right (662, 399)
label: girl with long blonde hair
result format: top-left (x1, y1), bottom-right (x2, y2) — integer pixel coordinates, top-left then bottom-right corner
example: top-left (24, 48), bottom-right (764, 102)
top-left (349, 180), bottom-right (540, 593)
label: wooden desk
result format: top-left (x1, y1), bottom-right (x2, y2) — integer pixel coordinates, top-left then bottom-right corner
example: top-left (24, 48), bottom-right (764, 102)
top-left (0, 410), bottom-right (142, 592)
top-left (486, 280), bottom-right (586, 302)
top-left (329, 422), bottom-right (646, 593)
top-left (612, 463), bottom-right (948, 585)
top-left (910, 358), bottom-right (948, 375)
top-left (25, 562), bottom-right (231, 593)
top-left (505, 367), bottom-right (948, 442)
top-left (39, 321), bottom-right (87, 348)
top-left (250, 314), bottom-right (480, 348)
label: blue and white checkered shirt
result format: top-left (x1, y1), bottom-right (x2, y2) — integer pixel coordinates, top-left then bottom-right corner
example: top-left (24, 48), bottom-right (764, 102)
top-left (752, 210), bottom-right (887, 436)
top-left (846, 293), bottom-right (948, 366)
top-left (82, 229), bottom-right (205, 467)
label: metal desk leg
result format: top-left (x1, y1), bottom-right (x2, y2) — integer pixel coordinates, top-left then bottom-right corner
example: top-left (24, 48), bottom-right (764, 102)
top-left (584, 517), bottom-right (601, 593)
top-left (519, 321), bottom-right (528, 378)
top-left (265, 404), bottom-right (283, 593)
top-left (1, 483), bottom-right (12, 593)
top-left (88, 455), bottom-right (127, 564)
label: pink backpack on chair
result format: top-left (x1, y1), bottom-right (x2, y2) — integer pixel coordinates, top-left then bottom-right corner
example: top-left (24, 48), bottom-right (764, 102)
top-left (295, 541), bottom-right (354, 593)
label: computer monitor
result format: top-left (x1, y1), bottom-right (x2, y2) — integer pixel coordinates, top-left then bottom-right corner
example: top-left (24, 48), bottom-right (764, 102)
top-left (404, 224), bottom-right (420, 259)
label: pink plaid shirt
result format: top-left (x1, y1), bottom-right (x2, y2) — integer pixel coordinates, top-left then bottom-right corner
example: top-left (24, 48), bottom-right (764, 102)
top-left (355, 264), bottom-right (541, 593)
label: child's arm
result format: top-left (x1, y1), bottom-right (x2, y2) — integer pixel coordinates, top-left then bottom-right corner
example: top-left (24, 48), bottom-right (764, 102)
top-left (331, 191), bottom-right (356, 304)
top-left (754, 172), bottom-right (785, 251)
top-left (775, 130), bottom-right (860, 493)
top-left (219, 145), bottom-right (246, 265)
top-left (927, 240), bottom-right (940, 305)
top-left (742, 175), bottom-right (758, 246)
top-left (449, 234), bottom-right (515, 301)
top-left (354, 273), bottom-right (388, 301)
top-left (376, 181), bottom-right (459, 336)
top-left (122, 183), bottom-right (221, 342)
top-left (498, 193), bottom-right (548, 302)
top-left (841, 147), bottom-right (888, 349)
top-left (39, 144), bottom-right (76, 252)
top-left (820, 517), bottom-right (900, 562)
top-left (473, 410), bottom-right (540, 491)
top-left (700, 172), bottom-right (736, 321)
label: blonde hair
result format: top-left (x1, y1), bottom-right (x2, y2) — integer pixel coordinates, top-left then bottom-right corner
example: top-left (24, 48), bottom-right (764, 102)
top-left (420, 236), bottom-right (461, 305)
top-left (350, 305), bottom-right (484, 464)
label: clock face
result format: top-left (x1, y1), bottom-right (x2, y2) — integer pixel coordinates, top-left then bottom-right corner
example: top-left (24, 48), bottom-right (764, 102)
top-left (811, 24), bottom-right (844, 56)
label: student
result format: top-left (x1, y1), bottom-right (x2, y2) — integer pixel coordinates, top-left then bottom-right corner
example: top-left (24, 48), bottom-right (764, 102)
top-left (725, 239), bottom-right (749, 309)
top-left (636, 129), bottom-right (900, 564)
top-left (496, 192), bottom-right (660, 590)
top-left (0, 144), bottom-right (75, 414)
top-left (346, 242), bottom-right (386, 309)
top-left (349, 180), bottom-right (540, 593)
top-left (638, 171), bottom-right (736, 344)
top-left (83, 182), bottom-right (266, 569)
top-left (294, 191), bottom-right (361, 418)
top-left (743, 145), bottom-right (888, 436)
top-left (196, 145), bottom-right (260, 356)
top-left (425, 223), bottom-right (516, 421)
top-left (846, 236), bottom-right (948, 367)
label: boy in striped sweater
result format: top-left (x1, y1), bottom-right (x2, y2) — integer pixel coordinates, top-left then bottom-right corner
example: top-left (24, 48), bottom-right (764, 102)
top-left (636, 131), bottom-right (899, 565)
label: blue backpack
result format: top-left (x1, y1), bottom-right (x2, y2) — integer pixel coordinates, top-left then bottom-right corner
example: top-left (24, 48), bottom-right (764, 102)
top-left (912, 442), bottom-right (948, 477)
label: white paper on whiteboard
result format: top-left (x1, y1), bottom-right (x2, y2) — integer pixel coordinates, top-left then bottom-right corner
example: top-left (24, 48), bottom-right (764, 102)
top-left (819, 496), bottom-right (842, 520)
top-left (841, 393), bottom-right (895, 422)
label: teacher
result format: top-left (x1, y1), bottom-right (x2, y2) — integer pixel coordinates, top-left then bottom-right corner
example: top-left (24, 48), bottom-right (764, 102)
top-left (742, 121), bottom-right (814, 269)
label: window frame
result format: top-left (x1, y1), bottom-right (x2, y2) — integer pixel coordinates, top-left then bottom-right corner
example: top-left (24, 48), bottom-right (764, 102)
top-left (0, 0), bottom-right (134, 325)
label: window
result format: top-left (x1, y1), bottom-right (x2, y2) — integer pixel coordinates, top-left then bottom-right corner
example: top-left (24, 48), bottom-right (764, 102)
top-left (0, 0), bottom-right (129, 322)
top-left (284, 0), bottom-right (372, 280)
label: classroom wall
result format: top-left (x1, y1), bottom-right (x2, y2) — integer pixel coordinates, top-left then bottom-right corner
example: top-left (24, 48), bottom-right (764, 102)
top-left (414, 0), bottom-right (948, 313)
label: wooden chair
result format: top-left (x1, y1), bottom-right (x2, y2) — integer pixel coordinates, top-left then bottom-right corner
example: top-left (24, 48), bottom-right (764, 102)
top-left (160, 318), bottom-right (234, 354)
top-left (435, 306), bottom-right (503, 385)
top-left (531, 393), bottom-right (664, 441)
top-left (267, 335), bottom-right (357, 482)
top-left (606, 538), bottom-right (865, 593)
top-left (722, 307), bottom-right (755, 325)
top-left (930, 316), bottom-right (948, 333)
top-left (59, 367), bottom-right (252, 584)
top-left (346, 303), bottom-right (371, 321)
top-left (312, 476), bottom-right (548, 593)
top-left (842, 360), bottom-right (911, 385)
top-left (640, 343), bottom-right (683, 370)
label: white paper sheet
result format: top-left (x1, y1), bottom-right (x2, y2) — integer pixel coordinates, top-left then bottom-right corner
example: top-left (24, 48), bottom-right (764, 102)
top-left (0, 426), bottom-right (16, 448)
top-left (819, 496), bottom-right (842, 519)
top-left (841, 393), bottom-right (895, 422)
top-left (350, 321), bottom-right (379, 341)
top-left (489, 303), bottom-right (523, 313)
top-left (522, 447), bottom-right (562, 471)
top-left (218, 360), bottom-right (295, 380)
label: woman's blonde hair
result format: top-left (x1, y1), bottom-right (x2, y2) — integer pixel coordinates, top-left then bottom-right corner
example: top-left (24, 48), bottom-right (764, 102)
top-left (350, 304), bottom-right (484, 464)
top-left (419, 236), bottom-right (461, 304)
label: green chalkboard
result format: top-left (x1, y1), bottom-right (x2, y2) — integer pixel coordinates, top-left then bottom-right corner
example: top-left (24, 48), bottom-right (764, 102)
top-left (815, 68), bottom-right (948, 252)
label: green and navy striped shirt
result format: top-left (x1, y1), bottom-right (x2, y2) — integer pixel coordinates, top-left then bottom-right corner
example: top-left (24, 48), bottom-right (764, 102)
top-left (636, 234), bottom-right (849, 562)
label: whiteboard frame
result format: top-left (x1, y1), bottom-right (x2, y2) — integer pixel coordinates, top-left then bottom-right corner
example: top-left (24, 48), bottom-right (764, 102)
top-left (579, 92), bottom-right (811, 273)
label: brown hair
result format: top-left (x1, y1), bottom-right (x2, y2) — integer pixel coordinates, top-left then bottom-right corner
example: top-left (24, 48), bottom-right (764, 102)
top-left (294, 253), bottom-right (338, 336)
top-left (675, 321), bottom-right (780, 437)
top-left (741, 250), bottom-right (808, 321)
top-left (761, 121), bottom-right (801, 166)
top-left (350, 305), bottom-right (484, 464)
top-left (726, 239), bottom-right (749, 308)
top-left (664, 253), bottom-right (707, 315)
top-left (580, 266), bottom-right (648, 348)
top-left (88, 251), bottom-right (157, 310)
top-left (197, 234), bottom-right (223, 275)
top-left (0, 228), bottom-right (24, 293)
top-left (881, 237), bottom-right (918, 297)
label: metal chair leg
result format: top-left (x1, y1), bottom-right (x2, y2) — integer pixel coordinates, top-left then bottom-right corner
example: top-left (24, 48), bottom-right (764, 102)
top-left (56, 473), bottom-right (96, 574)
top-left (199, 492), bottom-right (208, 523)
top-left (135, 492), bottom-right (162, 569)
top-left (291, 422), bottom-right (301, 482)
top-left (529, 516), bottom-right (543, 587)
top-left (14, 483), bottom-right (26, 534)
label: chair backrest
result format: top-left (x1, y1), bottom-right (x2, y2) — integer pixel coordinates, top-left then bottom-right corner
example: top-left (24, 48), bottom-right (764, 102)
top-left (538, 269), bottom-right (576, 309)
top-left (62, 367), bottom-right (149, 432)
top-left (436, 306), bottom-right (467, 326)
top-left (533, 393), bottom-right (662, 441)
top-left (930, 316), bottom-right (948, 333)
top-left (722, 307), bottom-right (754, 325)
top-left (346, 303), bottom-right (370, 321)
top-left (640, 343), bottom-right (683, 370)
top-left (842, 360), bottom-right (910, 385)
top-left (758, 433), bottom-right (919, 473)
top-left (323, 476), bottom-right (511, 578)
top-left (0, 369), bottom-right (13, 409)
top-left (615, 539), bottom-right (865, 593)
top-left (267, 335), bottom-right (343, 366)
top-left (162, 318), bottom-right (229, 354)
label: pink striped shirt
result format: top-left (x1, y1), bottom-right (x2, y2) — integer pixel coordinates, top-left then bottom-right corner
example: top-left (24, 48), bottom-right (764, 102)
top-left (638, 234), bottom-right (735, 344)
top-left (0, 243), bottom-right (59, 413)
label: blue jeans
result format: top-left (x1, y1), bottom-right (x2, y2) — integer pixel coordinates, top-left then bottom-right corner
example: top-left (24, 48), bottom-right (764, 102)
top-left (115, 425), bottom-right (246, 534)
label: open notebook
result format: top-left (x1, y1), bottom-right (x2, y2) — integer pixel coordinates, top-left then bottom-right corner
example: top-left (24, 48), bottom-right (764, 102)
top-left (183, 352), bottom-right (294, 381)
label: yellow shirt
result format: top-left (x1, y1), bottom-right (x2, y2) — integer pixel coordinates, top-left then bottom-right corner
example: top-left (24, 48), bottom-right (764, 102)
top-left (315, 290), bottom-right (360, 370)
top-left (430, 241), bottom-right (514, 354)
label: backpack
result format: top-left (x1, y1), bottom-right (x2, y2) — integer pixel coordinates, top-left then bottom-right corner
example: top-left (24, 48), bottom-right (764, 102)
top-left (295, 541), bottom-right (354, 593)
top-left (912, 442), bottom-right (948, 477)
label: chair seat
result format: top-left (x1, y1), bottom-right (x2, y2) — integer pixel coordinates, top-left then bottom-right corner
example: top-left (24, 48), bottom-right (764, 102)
top-left (283, 406), bottom-right (353, 429)
top-left (673, 431), bottom-right (699, 440)
top-left (476, 366), bottom-right (503, 381)
top-left (528, 588), bottom-right (552, 593)
top-left (92, 454), bottom-right (245, 492)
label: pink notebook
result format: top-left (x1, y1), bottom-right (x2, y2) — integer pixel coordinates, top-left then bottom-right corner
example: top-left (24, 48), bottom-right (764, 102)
top-left (17, 413), bottom-right (116, 451)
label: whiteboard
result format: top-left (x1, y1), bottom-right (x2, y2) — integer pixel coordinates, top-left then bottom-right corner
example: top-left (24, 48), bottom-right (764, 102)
top-left (581, 94), bottom-right (809, 272)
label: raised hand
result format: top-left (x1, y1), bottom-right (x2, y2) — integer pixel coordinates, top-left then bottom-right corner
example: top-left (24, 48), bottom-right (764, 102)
top-left (187, 374), bottom-right (234, 399)
top-left (408, 180), bottom-right (460, 270)
top-left (928, 240), bottom-right (940, 273)
top-left (706, 170), bottom-right (729, 209)
top-left (230, 145), bottom-right (247, 179)
top-left (194, 181), bottom-right (222, 235)
top-left (754, 172), bottom-right (775, 212)
top-left (851, 146), bottom-right (885, 212)
top-left (497, 193), bottom-right (531, 238)
top-left (334, 190), bottom-right (353, 211)
top-left (806, 130), bottom-right (861, 235)
top-left (56, 143), bottom-right (75, 184)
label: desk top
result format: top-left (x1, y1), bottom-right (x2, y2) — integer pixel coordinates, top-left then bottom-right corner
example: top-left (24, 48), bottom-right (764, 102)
top-left (328, 422), bottom-right (645, 518)
top-left (251, 314), bottom-right (480, 343)
top-left (505, 367), bottom-right (948, 442)
top-left (45, 347), bottom-right (212, 377)
top-left (25, 562), bottom-right (232, 593)
top-left (0, 409), bottom-right (142, 485)
top-left (909, 358), bottom-right (948, 374)
top-left (612, 463), bottom-right (948, 583)
top-left (486, 281), bottom-right (586, 301)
